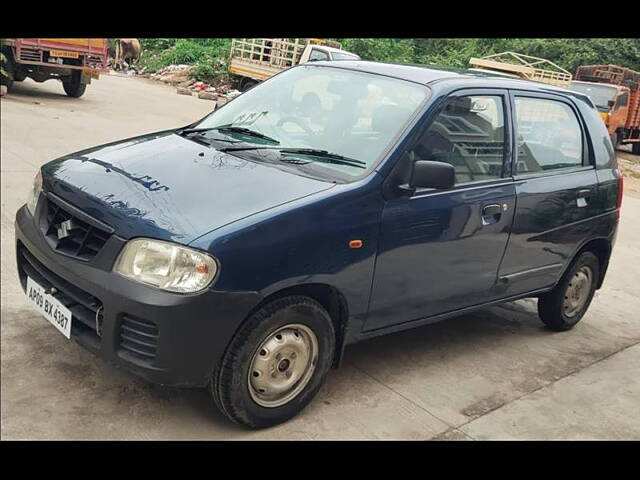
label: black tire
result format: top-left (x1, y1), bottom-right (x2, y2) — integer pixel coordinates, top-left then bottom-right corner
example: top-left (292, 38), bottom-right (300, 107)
top-left (62, 72), bottom-right (86, 98)
top-left (210, 295), bottom-right (335, 428)
top-left (1, 55), bottom-right (15, 91)
top-left (240, 78), bottom-right (258, 92)
top-left (538, 251), bottom-right (600, 331)
top-left (633, 142), bottom-right (640, 155)
top-left (610, 133), bottom-right (619, 151)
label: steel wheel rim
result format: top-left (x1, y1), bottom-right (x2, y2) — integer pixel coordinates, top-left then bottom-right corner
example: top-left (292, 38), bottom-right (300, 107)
top-left (248, 324), bottom-right (318, 408)
top-left (563, 266), bottom-right (593, 318)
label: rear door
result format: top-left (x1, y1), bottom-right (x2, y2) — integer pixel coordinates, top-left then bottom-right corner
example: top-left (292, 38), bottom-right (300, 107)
top-left (364, 89), bottom-right (516, 332)
top-left (496, 91), bottom-right (600, 297)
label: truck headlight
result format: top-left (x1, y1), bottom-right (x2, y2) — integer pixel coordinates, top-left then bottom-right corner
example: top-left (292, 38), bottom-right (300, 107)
top-left (114, 238), bottom-right (218, 293)
top-left (26, 170), bottom-right (43, 216)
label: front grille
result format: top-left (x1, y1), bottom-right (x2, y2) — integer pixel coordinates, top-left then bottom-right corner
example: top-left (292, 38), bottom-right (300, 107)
top-left (86, 55), bottom-right (105, 69)
top-left (119, 315), bottom-right (159, 361)
top-left (18, 244), bottom-right (102, 343)
top-left (19, 47), bottom-right (41, 62)
top-left (41, 196), bottom-right (111, 261)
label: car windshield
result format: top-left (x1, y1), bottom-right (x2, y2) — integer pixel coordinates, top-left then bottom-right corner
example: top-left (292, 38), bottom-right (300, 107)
top-left (570, 82), bottom-right (618, 111)
top-left (192, 65), bottom-right (429, 181)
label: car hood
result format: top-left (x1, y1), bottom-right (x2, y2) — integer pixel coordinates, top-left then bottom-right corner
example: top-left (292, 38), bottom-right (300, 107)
top-left (41, 131), bottom-right (335, 244)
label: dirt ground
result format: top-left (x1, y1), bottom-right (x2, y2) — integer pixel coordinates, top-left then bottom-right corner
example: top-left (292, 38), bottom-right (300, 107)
top-left (618, 147), bottom-right (640, 198)
top-left (1, 76), bottom-right (639, 440)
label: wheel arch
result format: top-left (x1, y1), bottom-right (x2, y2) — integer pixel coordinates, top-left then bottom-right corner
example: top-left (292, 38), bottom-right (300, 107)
top-left (244, 283), bottom-right (350, 368)
top-left (572, 237), bottom-right (612, 289)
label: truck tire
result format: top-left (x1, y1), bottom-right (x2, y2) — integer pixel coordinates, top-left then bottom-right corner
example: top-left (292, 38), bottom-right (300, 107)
top-left (633, 142), bottom-right (640, 155)
top-left (1, 55), bottom-right (15, 91)
top-left (209, 295), bottom-right (335, 428)
top-left (538, 251), bottom-right (600, 331)
top-left (240, 78), bottom-right (258, 92)
top-left (610, 133), bottom-right (619, 151)
top-left (62, 72), bottom-right (86, 98)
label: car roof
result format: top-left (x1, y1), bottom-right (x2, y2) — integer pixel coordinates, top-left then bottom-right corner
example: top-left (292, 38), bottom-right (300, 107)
top-left (308, 60), bottom-right (592, 103)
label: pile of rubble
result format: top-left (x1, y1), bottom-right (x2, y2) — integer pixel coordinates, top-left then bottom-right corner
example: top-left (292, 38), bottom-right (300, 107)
top-left (148, 64), bottom-right (194, 84)
top-left (176, 81), bottom-right (241, 107)
top-left (147, 64), bottom-right (241, 107)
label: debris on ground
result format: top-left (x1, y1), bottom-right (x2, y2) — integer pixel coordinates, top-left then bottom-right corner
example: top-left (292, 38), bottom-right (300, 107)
top-left (120, 62), bottom-right (243, 103)
top-left (618, 149), bottom-right (640, 198)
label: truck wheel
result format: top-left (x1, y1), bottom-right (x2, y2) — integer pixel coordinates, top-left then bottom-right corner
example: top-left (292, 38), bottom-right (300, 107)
top-left (633, 143), bottom-right (640, 155)
top-left (610, 133), bottom-right (619, 151)
top-left (538, 251), bottom-right (600, 331)
top-left (240, 78), bottom-right (258, 92)
top-left (62, 72), bottom-right (86, 98)
top-left (210, 296), bottom-right (335, 428)
top-left (1, 55), bottom-right (15, 91)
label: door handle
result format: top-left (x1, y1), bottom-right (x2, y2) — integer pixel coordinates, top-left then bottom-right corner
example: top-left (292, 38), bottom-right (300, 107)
top-left (577, 189), bottom-right (594, 198)
top-left (482, 204), bottom-right (503, 226)
top-left (482, 204), bottom-right (502, 216)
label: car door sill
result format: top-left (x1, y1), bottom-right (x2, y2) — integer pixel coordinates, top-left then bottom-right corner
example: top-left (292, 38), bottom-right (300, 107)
top-left (357, 287), bottom-right (552, 341)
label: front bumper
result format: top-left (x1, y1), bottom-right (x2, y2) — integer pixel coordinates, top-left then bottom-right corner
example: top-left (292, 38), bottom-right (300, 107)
top-left (15, 204), bottom-right (261, 387)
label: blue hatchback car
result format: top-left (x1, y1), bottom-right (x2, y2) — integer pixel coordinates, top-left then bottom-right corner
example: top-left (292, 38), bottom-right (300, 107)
top-left (15, 61), bottom-right (622, 428)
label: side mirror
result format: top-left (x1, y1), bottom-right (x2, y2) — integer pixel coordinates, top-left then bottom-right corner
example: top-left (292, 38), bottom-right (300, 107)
top-left (400, 160), bottom-right (455, 195)
top-left (608, 99), bottom-right (615, 108)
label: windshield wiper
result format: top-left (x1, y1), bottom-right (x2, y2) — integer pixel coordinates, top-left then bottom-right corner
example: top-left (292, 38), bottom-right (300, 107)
top-left (177, 125), bottom-right (279, 144)
top-left (210, 125), bottom-right (280, 144)
top-left (219, 146), bottom-right (366, 169)
top-left (176, 127), bottom-right (242, 144)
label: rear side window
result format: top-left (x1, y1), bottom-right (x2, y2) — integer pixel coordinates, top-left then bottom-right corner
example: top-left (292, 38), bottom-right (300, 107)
top-left (514, 97), bottom-right (583, 174)
top-left (410, 95), bottom-right (506, 184)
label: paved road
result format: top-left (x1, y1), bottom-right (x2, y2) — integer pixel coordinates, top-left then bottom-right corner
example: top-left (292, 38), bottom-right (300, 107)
top-left (1, 76), bottom-right (639, 439)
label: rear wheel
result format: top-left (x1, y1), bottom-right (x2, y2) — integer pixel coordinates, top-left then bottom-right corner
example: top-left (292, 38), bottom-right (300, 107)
top-left (210, 296), bottom-right (335, 428)
top-left (538, 251), bottom-right (600, 331)
top-left (610, 132), bottom-right (619, 151)
top-left (240, 78), bottom-right (258, 92)
top-left (1, 54), bottom-right (15, 91)
top-left (62, 71), bottom-right (86, 98)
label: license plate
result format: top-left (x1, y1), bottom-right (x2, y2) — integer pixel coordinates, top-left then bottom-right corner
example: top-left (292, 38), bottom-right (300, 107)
top-left (83, 69), bottom-right (100, 79)
top-left (26, 277), bottom-right (72, 339)
top-left (49, 49), bottom-right (79, 59)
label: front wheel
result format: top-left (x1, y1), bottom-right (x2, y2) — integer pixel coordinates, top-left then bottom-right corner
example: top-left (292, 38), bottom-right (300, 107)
top-left (633, 142), bottom-right (640, 155)
top-left (210, 296), bottom-right (335, 428)
top-left (538, 251), bottom-right (600, 331)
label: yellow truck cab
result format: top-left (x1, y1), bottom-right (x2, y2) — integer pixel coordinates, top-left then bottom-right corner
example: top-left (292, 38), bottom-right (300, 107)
top-left (570, 65), bottom-right (640, 154)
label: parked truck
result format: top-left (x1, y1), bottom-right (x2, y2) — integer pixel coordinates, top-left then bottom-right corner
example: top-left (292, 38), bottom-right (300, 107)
top-left (1, 38), bottom-right (109, 98)
top-left (570, 65), bottom-right (640, 154)
top-left (228, 38), bottom-right (360, 91)
top-left (469, 51), bottom-right (573, 87)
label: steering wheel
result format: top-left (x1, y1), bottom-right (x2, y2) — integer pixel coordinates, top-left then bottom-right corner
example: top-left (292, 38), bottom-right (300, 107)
top-left (276, 115), bottom-right (317, 142)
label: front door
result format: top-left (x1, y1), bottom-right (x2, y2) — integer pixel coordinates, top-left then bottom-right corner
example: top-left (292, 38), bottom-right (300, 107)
top-left (364, 90), bottom-right (516, 332)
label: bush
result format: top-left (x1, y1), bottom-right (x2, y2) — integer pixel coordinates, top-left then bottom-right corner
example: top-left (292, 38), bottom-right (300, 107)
top-left (137, 38), bottom-right (640, 84)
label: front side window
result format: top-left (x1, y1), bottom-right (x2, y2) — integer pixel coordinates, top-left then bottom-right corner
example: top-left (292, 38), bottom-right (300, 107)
top-left (616, 91), bottom-right (629, 108)
top-left (514, 97), bottom-right (583, 174)
top-left (193, 65), bottom-right (429, 181)
top-left (409, 95), bottom-right (506, 184)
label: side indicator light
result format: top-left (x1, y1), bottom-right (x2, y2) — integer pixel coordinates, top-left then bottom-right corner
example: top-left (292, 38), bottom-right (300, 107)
top-left (349, 239), bottom-right (363, 249)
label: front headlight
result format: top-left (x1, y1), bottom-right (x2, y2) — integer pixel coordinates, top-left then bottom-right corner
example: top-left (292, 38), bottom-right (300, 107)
top-left (26, 170), bottom-right (43, 216)
top-left (114, 238), bottom-right (218, 293)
